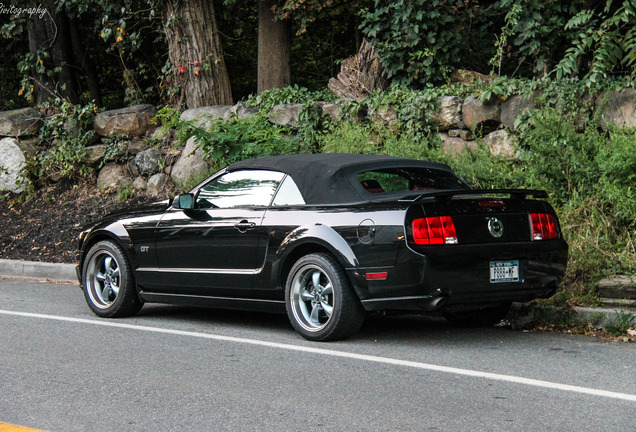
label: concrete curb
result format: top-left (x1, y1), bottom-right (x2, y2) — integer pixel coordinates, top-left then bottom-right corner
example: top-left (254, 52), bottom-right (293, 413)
top-left (510, 303), bottom-right (635, 333)
top-left (0, 259), bottom-right (77, 283)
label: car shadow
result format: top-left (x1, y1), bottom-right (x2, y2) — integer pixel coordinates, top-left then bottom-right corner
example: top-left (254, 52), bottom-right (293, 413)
top-left (131, 304), bottom-right (516, 346)
top-left (134, 303), bottom-right (293, 332)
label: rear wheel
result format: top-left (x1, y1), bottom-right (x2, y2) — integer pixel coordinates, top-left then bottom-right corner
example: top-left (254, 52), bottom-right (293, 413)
top-left (285, 253), bottom-right (365, 341)
top-left (82, 240), bottom-right (143, 318)
top-left (443, 302), bottom-right (511, 328)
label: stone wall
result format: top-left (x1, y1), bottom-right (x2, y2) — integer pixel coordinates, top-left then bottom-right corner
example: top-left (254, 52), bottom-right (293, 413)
top-left (0, 88), bottom-right (634, 197)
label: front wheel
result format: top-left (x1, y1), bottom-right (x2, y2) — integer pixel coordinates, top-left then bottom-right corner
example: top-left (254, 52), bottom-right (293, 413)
top-left (82, 240), bottom-right (143, 318)
top-left (285, 253), bottom-right (365, 342)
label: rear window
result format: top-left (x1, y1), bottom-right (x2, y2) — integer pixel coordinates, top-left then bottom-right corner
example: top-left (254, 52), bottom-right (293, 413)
top-left (357, 168), bottom-right (469, 194)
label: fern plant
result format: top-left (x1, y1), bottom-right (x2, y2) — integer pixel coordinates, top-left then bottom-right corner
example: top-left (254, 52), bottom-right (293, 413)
top-left (555, 0), bottom-right (636, 85)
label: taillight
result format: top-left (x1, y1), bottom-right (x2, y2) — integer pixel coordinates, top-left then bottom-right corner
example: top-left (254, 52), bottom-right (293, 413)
top-left (530, 213), bottom-right (558, 240)
top-left (412, 216), bottom-right (458, 245)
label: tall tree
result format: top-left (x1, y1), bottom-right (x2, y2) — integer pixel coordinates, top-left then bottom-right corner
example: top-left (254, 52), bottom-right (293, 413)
top-left (257, 0), bottom-right (291, 93)
top-left (163, 0), bottom-right (233, 107)
top-left (28, 0), bottom-right (79, 104)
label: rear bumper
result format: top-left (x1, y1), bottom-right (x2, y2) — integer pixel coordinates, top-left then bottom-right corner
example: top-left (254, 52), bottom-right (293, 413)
top-left (349, 239), bottom-right (568, 312)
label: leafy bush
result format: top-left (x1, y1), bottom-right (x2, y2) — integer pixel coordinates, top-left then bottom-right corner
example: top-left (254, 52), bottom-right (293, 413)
top-left (27, 100), bottom-right (97, 183)
top-left (555, 0), bottom-right (636, 85)
top-left (360, 0), bottom-right (466, 86)
top-left (192, 114), bottom-right (298, 168)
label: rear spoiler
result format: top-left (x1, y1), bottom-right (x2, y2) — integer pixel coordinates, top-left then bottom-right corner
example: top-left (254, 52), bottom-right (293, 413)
top-left (399, 189), bottom-right (549, 203)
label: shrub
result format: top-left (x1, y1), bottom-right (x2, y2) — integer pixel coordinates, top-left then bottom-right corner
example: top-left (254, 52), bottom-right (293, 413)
top-left (27, 100), bottom-right (97, 183)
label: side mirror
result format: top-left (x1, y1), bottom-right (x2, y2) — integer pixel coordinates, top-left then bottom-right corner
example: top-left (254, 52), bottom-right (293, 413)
top-left (172, 193), bottom-right (195, 210)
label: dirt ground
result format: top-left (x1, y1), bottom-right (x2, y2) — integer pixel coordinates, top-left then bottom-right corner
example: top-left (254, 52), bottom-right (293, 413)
top-left (0, 182), bottom-right (158, 264)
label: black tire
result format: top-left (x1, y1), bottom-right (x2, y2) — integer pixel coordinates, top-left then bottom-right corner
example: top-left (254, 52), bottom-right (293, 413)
top-left (285, 253), bottom-right (365, 341)
top-left (82, 240), bottom-right (143, 318)
top-left (443, 302), bottom-right (511, 328)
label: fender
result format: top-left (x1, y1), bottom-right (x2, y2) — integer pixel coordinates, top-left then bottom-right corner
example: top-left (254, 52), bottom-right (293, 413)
top-left (79, 221), bottom-right (135, 272)
top-left (270, 223), bottom-right (359, 287)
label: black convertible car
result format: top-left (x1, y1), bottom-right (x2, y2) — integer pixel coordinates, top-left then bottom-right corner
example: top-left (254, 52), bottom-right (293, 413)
top-left (78, 153), bottom-right (568, 341)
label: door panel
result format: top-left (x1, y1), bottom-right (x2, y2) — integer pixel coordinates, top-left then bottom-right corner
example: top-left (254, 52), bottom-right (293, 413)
top-left (151, 208), bottom-right (267, 296)
top-left (144, 169), bottom-right (284, 297)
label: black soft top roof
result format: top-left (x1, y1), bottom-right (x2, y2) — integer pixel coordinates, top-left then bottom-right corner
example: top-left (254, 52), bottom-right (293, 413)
top-left (227, 153), bottom-right (455, 204)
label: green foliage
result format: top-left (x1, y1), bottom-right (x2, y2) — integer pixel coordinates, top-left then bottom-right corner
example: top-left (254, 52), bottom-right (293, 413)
top-left (555, 0), bottom-right (636, 85)
top-left (605, 310), bottom-right (636, 337)
top-left (116, 183), bottom-right (134, 202)
top-left (360, 0), bottom-right (464, 86)
top-left (493, 0), bottom-right (585, 77)
top-left (99, 136), bottom-right (131, 168)
top-left (246, 85), bottom-right (333, 112)
top-left (188, 114), bottom-right (300, 169)
top-left (27, 100), bottom-right (97, 183)
top-left (489, 3), bottom-right (523, 76)
top-left (517, 108), bottom-right (599, 199)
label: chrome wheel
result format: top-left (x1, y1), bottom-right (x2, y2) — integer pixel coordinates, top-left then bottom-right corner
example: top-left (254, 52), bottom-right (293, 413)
top-left (291, 264), bottom-right (335, 332)
top-left (81, 240), bottom-right (142, 318)
top-left (86, 250), bottom-right (121, 309)
top-left (285, 253), bottom-right (365, 341)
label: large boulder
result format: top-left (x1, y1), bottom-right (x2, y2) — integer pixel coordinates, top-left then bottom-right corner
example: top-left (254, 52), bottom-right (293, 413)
top-left (595, 89), bottom-right (636, 130)
top-left (85, 144), bottom-right (106, 165)
top-left (500, 94), bottom-right (536, 130)
top-left (268, 104), bottom-right (303, 128)
top-left (96, 163), bottom-right (133, 192)
top-left (369, 105), bottom-right (397, 127)
top-left (94, 104), bottom-right (157, 137)
top-left (180, 105), bottom-right (233, 130)
top-left (135, 148), bottom-right (163, 175)
top-left (483, 130), bottom-right (518, 160)
top-left (462, 96), bottom-right (500, 133)
top-left (0, 137), bottom-right (31, 193)
top-left (147, 173), bottom-right (169, 197)
top-left (0, 107), bottom-right (42, 137)
top-left (170, 136), bottom-right (209, 188)
top-left (431, 96), bottom-right (463, 131)
top-left (229, 102), bottom-right (259, 119)
top-left (439, 133), bottom-right (477, 157)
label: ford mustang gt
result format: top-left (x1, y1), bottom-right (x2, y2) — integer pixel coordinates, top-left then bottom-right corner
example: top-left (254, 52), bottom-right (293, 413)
top-left (77, 153), bottom-right (568, 341)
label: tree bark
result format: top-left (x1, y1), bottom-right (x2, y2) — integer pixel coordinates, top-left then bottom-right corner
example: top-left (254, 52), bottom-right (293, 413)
top-left (163, 0), bottom-right (233, 108)
top-left (27, 0), bottom-right (79, 104)
top-left (257, 0), bottom-right (291, 94)
top-left (68, 18), bottom-right (102, 107)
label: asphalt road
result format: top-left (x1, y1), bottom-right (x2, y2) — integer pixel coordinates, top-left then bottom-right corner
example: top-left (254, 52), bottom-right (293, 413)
top-left (0, 278), bottom-right (634, 432)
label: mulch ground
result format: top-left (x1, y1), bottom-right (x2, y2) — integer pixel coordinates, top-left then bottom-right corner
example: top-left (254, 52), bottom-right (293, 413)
top-left (0, 181), bottom-right (156, 264)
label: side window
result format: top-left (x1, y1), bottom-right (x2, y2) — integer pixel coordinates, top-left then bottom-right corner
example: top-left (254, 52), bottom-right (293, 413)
top-left (357, 171), bottom-right (409, 193)
top-left (196, 170), bottom-right (284, 208)
top-left (357, 168), bottom-right (469, 194)
top-left (272, 175), bottom-right (305, 206)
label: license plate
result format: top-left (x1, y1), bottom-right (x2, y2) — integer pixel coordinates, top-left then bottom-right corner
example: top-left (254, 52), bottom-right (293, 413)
top-left (490, 260), bottom-right (519, 283)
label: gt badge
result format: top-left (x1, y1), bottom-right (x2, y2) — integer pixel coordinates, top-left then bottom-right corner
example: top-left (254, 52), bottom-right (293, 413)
top-left (487, 217), bottom-right (504, 238)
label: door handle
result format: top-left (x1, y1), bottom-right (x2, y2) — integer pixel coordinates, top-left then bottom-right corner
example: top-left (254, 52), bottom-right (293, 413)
top-left (234, 220), bottom-right (256, 232)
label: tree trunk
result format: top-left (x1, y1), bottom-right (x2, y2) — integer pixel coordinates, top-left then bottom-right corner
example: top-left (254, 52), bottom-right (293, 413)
top-left (257, 0), bottom-right (291, 94)
top-left (28, 0), bottom-right (79, 104)
top-left (69, 18), bottom-right (102, 107)
top-left (163, 0), bottom-right (233, 108)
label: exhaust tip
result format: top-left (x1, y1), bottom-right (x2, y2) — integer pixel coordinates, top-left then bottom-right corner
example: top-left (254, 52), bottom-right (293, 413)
top-left (430, 295), bottom-right (448, 310)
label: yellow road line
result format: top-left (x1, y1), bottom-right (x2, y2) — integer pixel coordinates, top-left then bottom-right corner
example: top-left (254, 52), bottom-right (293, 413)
top-left (0, 422), bottom-right (51, 432)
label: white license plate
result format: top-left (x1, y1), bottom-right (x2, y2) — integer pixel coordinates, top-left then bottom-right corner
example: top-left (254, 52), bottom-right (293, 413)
top-left (490, 261), bottom-right (519, 283)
